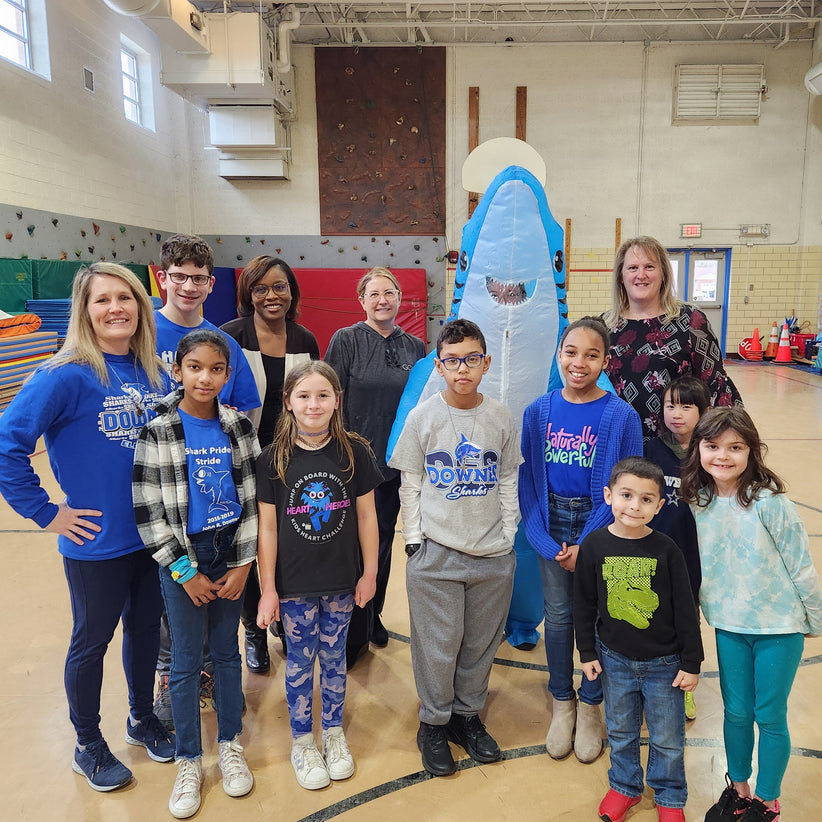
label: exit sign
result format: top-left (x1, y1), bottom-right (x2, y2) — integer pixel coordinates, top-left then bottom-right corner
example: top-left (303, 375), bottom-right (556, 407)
top-left (680, 224), bottom-right (702, 239)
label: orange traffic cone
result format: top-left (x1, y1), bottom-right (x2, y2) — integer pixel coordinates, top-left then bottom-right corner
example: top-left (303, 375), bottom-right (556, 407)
top-left (749, 328), bottom-right (762, 353)
top-left (775, 323), bottom-right (793, 363)
top-left (764, 322), bottom-right (779, 359)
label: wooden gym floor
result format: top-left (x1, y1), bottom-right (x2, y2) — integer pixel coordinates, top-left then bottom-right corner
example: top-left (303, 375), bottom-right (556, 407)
top-left (1, 362), bottom-right (820, 821)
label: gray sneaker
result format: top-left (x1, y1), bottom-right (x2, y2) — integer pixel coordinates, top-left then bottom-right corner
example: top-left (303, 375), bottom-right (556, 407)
top-left (154, 673), bottom-right (173, 731)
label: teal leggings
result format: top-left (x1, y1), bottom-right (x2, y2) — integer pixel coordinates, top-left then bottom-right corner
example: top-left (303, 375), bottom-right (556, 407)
top-left (715, 629), bottom-right (804, 801)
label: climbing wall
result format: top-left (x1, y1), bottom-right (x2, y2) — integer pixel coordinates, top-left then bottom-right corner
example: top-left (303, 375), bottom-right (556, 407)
top-left (314, 47), bottom-right (446, 236)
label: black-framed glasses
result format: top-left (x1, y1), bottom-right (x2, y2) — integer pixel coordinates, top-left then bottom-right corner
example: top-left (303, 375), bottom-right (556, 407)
top-left (167, 271), bottom-right (212, 286)
top-left (439, 354), bottom-right (485, 371)
top-left (252, 282), bottom-right (290, 298)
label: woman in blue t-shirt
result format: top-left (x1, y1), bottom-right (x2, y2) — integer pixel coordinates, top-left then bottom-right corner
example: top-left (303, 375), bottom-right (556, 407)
top-left (519, 317), bottom-right (642, 765)
top-left (133, 329), bottom-right (261, 819)
top-left (0, 263), bottom-right (173, 792)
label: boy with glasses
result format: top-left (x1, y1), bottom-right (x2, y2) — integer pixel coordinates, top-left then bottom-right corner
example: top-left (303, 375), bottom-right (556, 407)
top-left (388, 319), bottom-right (522, 776)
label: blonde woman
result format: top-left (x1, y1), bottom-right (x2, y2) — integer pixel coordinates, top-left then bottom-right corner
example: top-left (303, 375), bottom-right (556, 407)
top-left (0, 263), bottom-right (174, 792)
top-left (604, 236), bottom-right (741, 440)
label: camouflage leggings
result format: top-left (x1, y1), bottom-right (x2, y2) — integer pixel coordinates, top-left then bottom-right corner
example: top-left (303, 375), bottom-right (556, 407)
top-left (279, 594), bottom-right (355, 737)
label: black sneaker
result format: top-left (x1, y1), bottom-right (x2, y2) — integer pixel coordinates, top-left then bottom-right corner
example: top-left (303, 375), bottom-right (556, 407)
top-left (446, 713), bottom-right (502, 763)
top-left (154, 673), bottom-right (174, 732)
top-left (705, 774), bottom-right (752, 821)
top-left (371, 616), bottom-right (389, 648)
top-left (72, 738), bottom-right (132, 792)
top-left (739, 799), bottom-right (779, 822)
top-left (417, 722), bottom-right (456, 776)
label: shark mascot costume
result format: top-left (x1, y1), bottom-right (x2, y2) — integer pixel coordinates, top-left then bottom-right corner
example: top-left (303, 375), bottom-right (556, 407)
top-left (387, 164), bottom-right (569, 648)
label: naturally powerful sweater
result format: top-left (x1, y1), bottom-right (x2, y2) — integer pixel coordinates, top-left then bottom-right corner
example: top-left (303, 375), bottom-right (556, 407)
top-left (519, 391), bottom-right (643, 560)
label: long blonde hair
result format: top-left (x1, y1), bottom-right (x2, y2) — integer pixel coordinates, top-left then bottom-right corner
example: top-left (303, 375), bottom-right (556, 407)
top-left (45, 262), bottom-right (165, 388)
top-left (269, 360), bottom-right (371, 482)
top-left (356, 266), bottom-right (401, 298)
top-left (603, 236), bottom-right (681, 327)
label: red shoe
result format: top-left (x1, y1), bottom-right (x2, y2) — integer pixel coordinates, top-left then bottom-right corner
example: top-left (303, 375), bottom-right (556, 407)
top-left (657, 807), bottom-right (686, 822)
top-left (599, 789), bottom-right (641, 822)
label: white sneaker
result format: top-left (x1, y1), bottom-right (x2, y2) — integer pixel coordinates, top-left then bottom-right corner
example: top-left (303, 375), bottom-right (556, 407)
top-left (169, 758), bottom-right (202, 819)
top-left (322, 726), bottom-right (355, 780)
top-left (291, 733), bottom-right (330, 790)
top-left (217, 735), bottom-right (254, 797)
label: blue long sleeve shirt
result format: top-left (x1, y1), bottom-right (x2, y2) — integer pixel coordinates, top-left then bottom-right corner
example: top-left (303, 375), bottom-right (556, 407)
top-left (0, 355), bottom-right (170, 560)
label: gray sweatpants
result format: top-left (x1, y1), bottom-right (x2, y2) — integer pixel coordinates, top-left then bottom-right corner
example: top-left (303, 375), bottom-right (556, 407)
top-left (406, 538), bottom-right (515, 726)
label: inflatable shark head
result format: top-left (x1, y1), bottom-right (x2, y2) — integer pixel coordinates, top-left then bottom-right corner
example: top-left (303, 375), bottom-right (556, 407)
top-left (387, 165), bottom-right (568, 458)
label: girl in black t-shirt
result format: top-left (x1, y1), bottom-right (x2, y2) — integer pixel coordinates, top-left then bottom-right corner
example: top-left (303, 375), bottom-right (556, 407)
top-left (255, 361), bottom-right (382, 791)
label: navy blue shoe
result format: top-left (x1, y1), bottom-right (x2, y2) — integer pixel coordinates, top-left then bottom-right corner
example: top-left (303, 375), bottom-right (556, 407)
top-left (126, 712), bottom-right (175, 762)
top-left (72, 739), bottom-right (132, 792)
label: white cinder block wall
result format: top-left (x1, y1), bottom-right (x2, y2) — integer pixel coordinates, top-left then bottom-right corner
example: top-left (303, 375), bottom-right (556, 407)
top-left (1, 0), bottom-right (820, 347)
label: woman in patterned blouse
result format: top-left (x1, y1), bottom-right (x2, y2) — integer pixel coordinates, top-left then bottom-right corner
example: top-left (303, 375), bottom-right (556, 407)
top-left (603, 236), bottom-right (741, 439)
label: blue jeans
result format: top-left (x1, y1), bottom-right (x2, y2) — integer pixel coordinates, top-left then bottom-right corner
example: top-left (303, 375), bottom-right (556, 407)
top-left (715, 629), bottom-right (804, 801)
top-left (541, 493), bottom-right (601, 704)
top-left (63, 549), bottom-right (162, 745)
top-left (599, 642), bottom-right (687, 809)
top-left (159, 524), bottom-right (244, 760)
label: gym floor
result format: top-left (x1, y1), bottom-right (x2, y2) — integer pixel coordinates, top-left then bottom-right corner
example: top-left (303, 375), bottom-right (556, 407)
top-left (1, 362), bottom-right (820, 821)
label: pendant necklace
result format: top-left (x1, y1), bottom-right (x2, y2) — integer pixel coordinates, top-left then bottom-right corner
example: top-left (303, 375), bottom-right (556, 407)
top-left (106, 356), bottom-right (146, 416)
top-left (442, 391), bottom-right (481, 453)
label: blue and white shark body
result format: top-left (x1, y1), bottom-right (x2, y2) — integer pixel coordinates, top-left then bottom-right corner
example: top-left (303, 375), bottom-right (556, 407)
top-left (388, 165), bottom-right (568, 455)
top-left (387, 165), bottom-right (573, 648)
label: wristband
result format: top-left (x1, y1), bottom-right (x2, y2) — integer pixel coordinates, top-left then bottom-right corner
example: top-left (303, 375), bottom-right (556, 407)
top-left (169, 556), bottom-right (198, 584)
top-left (405, 543), bottom-right (421, 557)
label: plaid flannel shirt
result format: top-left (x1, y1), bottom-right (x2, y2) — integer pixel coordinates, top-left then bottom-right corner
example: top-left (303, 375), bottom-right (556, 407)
top-left (132, 389), bottom-right (261, 568)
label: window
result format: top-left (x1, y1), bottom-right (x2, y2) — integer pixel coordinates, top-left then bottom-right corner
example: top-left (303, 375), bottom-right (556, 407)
top-left (121, 46), bottom-right (141, 125)
top-left (0, 0), bottom-right (30, 70)
top-left (673, 64), bottom-right (765, 123)
top-left (119, 35), bottom-right (154, 130)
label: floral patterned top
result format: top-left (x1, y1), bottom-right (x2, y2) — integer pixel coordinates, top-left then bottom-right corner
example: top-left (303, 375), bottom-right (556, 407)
top-left (606, 304), bottom-right (742, 439)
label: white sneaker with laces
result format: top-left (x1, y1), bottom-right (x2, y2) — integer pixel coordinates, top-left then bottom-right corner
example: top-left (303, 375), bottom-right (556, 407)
top-left (169, 757), bottom-right (202, 819)
top-left (322, 726), bottom-right (355, 780)
top-left (217, 735), bottom-right (253, 797)
top-left (291, 732), bottom-right (330, 790)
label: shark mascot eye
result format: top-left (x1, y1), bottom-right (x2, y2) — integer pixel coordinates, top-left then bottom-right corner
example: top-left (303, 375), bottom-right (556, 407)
top-left (387, 164), bottom-right (591, 650)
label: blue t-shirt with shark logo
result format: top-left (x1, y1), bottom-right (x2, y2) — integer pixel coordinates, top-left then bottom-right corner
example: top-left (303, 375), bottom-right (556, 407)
top-left (178, 409), bottom-right (241, 533)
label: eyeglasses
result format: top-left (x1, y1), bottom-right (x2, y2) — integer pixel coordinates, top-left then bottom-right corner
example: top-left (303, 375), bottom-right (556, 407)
top-left (252, 282), bottom-right (290, 298)
top-left (438, 354), bottom-right (485, 371)
top-left (167, 271), bottom-right (212, 286)
top-left (363, 290), bottom-right (399, 302)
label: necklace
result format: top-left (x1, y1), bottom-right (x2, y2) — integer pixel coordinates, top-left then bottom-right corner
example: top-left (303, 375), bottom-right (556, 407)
top-left (106, 356), bottom-right (145, 416)
top-left (296, 433), bottom-right (331, 450)
top-left (441, 391), bottom-right (481, 456)
top-left (297, 427), bottom-right (329, 438)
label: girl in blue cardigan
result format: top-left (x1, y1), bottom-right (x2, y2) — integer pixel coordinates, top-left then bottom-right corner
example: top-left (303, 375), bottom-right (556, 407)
top-left (519, 316), bottom-right (642, 764)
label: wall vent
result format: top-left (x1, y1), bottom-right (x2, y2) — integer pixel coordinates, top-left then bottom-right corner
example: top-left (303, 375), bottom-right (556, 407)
top-left (674, 64), bottom-right (765, 123)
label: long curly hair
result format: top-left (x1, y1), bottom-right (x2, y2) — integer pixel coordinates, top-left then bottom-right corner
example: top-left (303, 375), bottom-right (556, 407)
top-left (680, 407), bottom-right (784, 509)
top-left (268, 360), bottom-right (371, 483)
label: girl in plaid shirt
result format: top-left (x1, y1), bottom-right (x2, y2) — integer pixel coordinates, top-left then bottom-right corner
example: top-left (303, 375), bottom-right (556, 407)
top-left (133, 329), bottom-right (260, 819)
